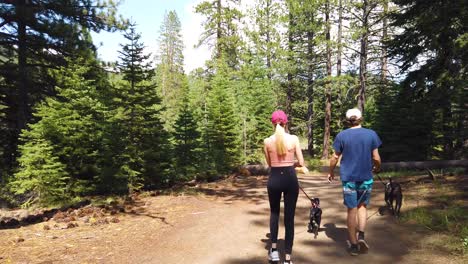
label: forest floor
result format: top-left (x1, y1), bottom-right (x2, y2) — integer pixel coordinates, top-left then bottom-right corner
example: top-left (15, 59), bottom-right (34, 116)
top-left (0, 172), bottom-right (467, 264)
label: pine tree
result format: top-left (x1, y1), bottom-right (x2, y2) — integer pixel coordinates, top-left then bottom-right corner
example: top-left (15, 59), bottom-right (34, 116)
top-left (204, 59), bottom-right (241, 175)
top-left (321, 0), bottom-right (332, 159)
top-left (172, 91), bottom-right (201, 181)
top-left (0, 1), bottom-right (124, 174)
top-left (112, 22), bottom-right (170, 192)
top-left (9, 61), bottom-right (108, 205)
top-left (387, 0), bottom-right (467, 159)
top-left (248, 0), bottom-right (285, 82)
top-left (11, 138), bottom-right (70, 206)
top-left (237, 54), bottom-right (276, 163)
top-left (155, 10), bottom-right (186, 132)
top-left (195, 0), bottom-right (243, 68)
top-left (284, 0), bottom-right (326, 154)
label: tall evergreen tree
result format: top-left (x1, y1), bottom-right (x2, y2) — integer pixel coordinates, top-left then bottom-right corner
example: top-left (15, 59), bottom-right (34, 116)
top-left (249, 0), bottom-right (284, 83)
top-left (204, 59), bottom-right (241, 174)
top-left (237, 52), bottom-right (276, 163)
top-left (321, 0), bottom-right (332, 159)
top-left (155, 10), bottom-right (186, 132)
top-left (172, 90), bottom-right (201, 181)
top-left (195, 0), bottom-right (243, 68)
top-left (9, 61), bottom-right (109, 205)
top-left (0, 0), bottom-right (124, 173)
top-left (112, 22), bottom-right (170, 192)
top-left (387, 0), bottom-right (467, 159)
top-left (284, 0), bottom-right (325, 154)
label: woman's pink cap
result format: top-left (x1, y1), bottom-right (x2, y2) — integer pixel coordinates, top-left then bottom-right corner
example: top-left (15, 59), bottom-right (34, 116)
top-left (271, 110), bottom-right (288, 124)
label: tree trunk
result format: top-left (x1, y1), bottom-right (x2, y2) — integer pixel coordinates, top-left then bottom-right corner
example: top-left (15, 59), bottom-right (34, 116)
top-left (17, 0), bottom-right (28, 133)
top-left (321, 0), bottom-right (332, 160)
top-left (286, 10), bottom-right (294, 127)
top-left (381, 0), bottom-right (388, 81)
top-left (442, 101), bottom-right (454, 159)
top-left (266, 0), bottom-right (272, 80)
top-left (357, 0), bottom-right (369, 113)
top-left (337, 0), bottom-right (342, 77)
top-left (306, 12), bottom-right (315, 156)
top-left (216, 0), bottom-right (222, 58)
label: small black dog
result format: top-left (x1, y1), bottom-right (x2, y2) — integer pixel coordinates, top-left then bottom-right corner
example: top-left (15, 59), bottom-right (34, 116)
top-left (307, 198), bottom-right (322, 237)
top-left (384, 177), bottom-right (403, 216)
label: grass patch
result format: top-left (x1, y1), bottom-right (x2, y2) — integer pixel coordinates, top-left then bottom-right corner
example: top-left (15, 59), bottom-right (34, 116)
top-left (403, 205), bottom-right (468, 255)
top-left (401, 175), bottom-right (468, 256)
top-left (304, 156), bottom-right (323, 172)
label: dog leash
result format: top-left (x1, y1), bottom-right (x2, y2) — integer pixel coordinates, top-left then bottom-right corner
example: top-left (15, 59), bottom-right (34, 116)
top-left (356, 189), bottom-right (368, 205)
top-left (376, 175), bottom-right (387, 186)
top-left (298, 184), bottom-right (314, 205)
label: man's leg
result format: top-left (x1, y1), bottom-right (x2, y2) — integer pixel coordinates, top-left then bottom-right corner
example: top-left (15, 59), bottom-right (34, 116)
top-left (347, 207), bottom-right (358, 244)
top-left (356, 184), bottom-right (372, 253)
top-left (343, 182), bottom-right (359, 255)
top-left (357, 204), bottom-right (367, 233)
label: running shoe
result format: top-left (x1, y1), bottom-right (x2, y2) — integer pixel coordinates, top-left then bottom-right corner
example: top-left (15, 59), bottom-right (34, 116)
top-left (349, 243), bottom-right (359, 256)
top-left (268, 249), bottom-right (280, 262)
top-left (358, 232), bottom-right (369, 253)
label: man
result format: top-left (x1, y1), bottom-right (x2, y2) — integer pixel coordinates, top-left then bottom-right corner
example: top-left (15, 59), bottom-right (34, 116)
top-left (328, 108), bottom-right (382, 256)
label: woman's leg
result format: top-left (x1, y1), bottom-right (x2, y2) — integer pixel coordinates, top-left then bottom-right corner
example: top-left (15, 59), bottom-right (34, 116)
top-left (283, 171), bottom-right (299, 255)
top-left (268, 176), bottom-right (282, 247)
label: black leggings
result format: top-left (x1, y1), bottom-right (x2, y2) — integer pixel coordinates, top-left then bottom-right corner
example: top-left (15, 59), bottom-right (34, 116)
top-left (268, 166), bottom-right (299, 255)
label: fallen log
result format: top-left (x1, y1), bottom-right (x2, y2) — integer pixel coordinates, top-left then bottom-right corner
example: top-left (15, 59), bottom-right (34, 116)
top-left (380, 160), bottom-right (468, 170)
top-left (241, 160), bottom-right (468, 175)
top-left (240, 165), bottom-right (270, 175)
top-left (0, 199), bottom-right (90, 229)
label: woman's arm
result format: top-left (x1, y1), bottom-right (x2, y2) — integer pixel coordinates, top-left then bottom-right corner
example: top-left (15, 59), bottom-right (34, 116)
top-left (263, 139), bottom-right (271, 167)
top-left (294, 136), bottom-right (304, 167)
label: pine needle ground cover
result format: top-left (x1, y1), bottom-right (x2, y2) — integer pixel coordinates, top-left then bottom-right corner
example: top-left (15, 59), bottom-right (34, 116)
top-left (395, 173), bottom-right (468, 259)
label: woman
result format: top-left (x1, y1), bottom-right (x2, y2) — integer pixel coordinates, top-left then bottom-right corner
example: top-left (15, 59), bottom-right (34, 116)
top-left (263, 110), bottom-right (304, 264)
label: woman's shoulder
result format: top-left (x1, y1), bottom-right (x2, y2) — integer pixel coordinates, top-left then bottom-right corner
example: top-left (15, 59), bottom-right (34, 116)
top-left (284, 133), bottom-right (300, 145)
top-left (285, 133), bottom-right (299, 140)
top-left (264, 135), bottom-right (275, 143)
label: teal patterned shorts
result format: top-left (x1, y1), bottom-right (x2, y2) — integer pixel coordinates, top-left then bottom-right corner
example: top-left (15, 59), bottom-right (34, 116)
top-left (342, 179), bottom-right (373, 208)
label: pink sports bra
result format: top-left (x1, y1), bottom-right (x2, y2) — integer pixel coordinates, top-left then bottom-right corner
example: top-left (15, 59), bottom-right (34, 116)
top-left (265, 134), bottom-right (296, 167)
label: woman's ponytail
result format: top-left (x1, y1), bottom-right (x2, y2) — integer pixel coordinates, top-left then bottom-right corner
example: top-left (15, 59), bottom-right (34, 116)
top-left (274, 123), bottom-right (287, 156)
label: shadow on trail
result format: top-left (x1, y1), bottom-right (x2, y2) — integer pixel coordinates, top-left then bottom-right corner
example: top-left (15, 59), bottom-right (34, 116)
top-left (126, 211), bottom-right (172, 226)
top-left (322, 223), bottom-right (348, 244)
top-left (195, 176), bottom-right (269, 205)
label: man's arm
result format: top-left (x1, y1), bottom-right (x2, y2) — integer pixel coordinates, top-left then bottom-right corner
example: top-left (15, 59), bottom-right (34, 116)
top-left (328, 152), bottom-right (341, 182)
top-left (372, 148), bottom-right (381, 173)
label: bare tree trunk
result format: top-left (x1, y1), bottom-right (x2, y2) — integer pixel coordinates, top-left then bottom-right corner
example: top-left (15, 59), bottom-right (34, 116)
top-left (306, 12), bottom-right (315, 156)
top-left (17, 0), bottom-right (28, 133)
top-left (266, 0), bottom-right (272, 80)
top-left (337, 0), bottom-right (343, 77)
top-left (381, 0), bottom-right (388, 81)
top-left (321, 0), bottom-right (332, 160)
top-left (286, 10), bottom-right (294, 127)
top-left (358, 0), bottom-right (369, 113)
top-left (243, 116), bottom-right (247, 160)
top-left (216, 0), bottom-right (222, 58)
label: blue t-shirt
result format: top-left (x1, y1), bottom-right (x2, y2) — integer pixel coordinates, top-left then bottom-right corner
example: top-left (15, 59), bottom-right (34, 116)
top-left (332, 127), bottom-right (382, 182)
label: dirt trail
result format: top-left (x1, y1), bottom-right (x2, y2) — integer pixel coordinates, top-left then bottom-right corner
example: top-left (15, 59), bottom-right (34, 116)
top-left (0, 173), bottom-right (460, 263)
top-left (129, 174), bottom-right (409, 264)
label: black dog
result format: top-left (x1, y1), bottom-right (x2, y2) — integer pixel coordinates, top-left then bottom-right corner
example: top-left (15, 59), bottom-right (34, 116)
top-left (307, 198), bottom-right (322, 237)
top-left (384, 177), bottom-right (403, 216)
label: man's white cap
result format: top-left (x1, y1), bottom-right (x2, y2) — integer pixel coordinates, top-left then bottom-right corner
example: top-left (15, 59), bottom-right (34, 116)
top-left (346, 108), bottom-right (362, 119)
